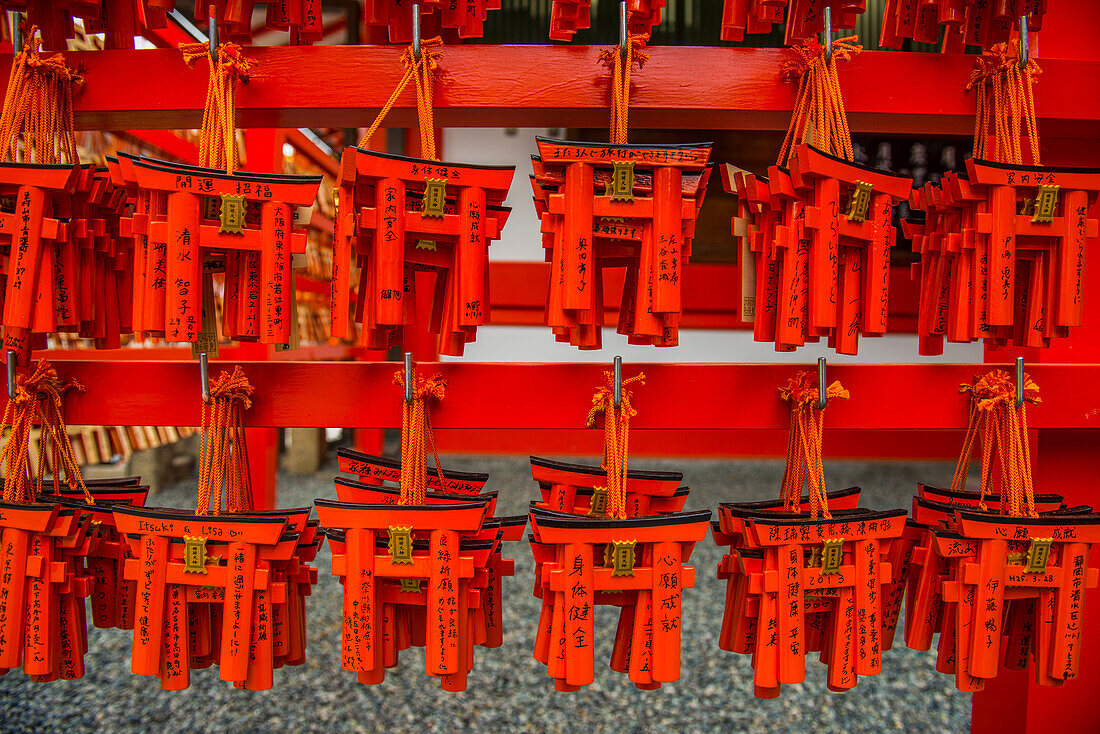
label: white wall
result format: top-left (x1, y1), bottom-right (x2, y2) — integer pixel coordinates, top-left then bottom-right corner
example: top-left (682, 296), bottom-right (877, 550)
top-left (441, 127), bottom-right (983, 365)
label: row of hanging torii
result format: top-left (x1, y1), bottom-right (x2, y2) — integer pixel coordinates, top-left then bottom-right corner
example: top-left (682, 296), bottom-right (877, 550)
top-left (1, 349), bottom-right (1096, 695)
top-left (0, 0), bottom-right (1097, 701)
top-left (0, 4), bottom-right (1094, 364)
top-left (0, 0), bottom-right (1054, 52)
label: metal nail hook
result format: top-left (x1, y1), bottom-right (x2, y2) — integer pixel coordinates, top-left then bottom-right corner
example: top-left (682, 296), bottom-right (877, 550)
top-left (822, 6), bottom-right (833, 62)
top-left (816, 357), bottom-right (827, 410)
top-left (404, 352), bottom-right (414, 404)
top-left (1015, 356), bottom-right (1025, 408)
top-left (1018, 15), bottom-right (1029, 70)
top-left (613, 356), bottom-right (622, 408)
top-left (208, 5), bottom-right (218, 60)
top-left (11, 12), bottom-right (22, 56)
top-left (618, 1), bottom-right (628, 61)
top-left (6, 350), bottom-right (16, 399)
top-left (412, 3), bottom-right (422, 62)
top-left (200, 352), bottom-right (211, 404)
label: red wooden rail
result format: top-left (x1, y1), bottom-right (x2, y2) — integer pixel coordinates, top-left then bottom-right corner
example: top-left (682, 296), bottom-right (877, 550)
top-left (45, 360), bottom-right (1100, 430)
top-left (3, 47), bottom-right (1096, 135)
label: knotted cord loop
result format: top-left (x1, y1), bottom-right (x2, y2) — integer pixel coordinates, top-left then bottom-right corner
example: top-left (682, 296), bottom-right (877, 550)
top-left (597, 35), bottom-right (649, 145)
top-left (0, 359), bottom-right (89, 504)
top-left (180, 41), bottom-right (253, 173)
top-left (585, 370), bottom-right (646, 520)
top-left (777, 35), bottom-right (860, 167)
top-left (966, 40), bottom-right (1041, 166)
top-left (359, 37), bottom-right (444, 161)
top-left (966, 369), bottom-right (1040, 518)
top-left (0, 26), bottom-right (82, 165)
top-left (778, 371), bottom-right (849, 519)
top-left (197, 366), bottom-right (255, 515)
top-left (393, 369), bottom-right (448, 505)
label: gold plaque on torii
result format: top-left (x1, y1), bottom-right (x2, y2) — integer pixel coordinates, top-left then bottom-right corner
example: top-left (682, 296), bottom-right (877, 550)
top-left (399, 579), bottom-right (422, 593)
top-left (183, 536), bottom-right (209, 574)
top-left (610, 161), bottom-right (635, 203)
top-left (588, 487), bottom-right (607, 517)
top-left (820, 538), bottom-right (845, 575)
top-left (1025, 537), bottom-right (1053, 574)
top-left (606, 540), bottom-right (637, 577)
top-left (219, 193), bottom-right (247, 234)
top-left (422, 179), bottom-right (447, 219)
top-left (388, 526), bottom-right (414, 565)
top-left (1032, 185), bottom-right (1060, 224)
top-left (845, 181), bottom-right (874, 224)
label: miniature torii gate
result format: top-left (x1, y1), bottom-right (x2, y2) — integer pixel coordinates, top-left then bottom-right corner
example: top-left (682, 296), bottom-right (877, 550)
top-left (529, 508), bottom-right (711, 690)
top-left (331, 146), bottom-right (515, 355)
top-left (130, 157), bottom-right (321, 344)
top-left (0, 162), bottom-right (79, 355)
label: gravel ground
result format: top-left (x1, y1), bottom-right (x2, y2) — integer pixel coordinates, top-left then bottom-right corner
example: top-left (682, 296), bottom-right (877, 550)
top-left (0, 454), bottom-right (971, 734)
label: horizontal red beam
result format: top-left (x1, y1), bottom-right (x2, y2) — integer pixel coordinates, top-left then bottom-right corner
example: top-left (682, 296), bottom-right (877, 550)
top-left (432, 428), bottom-right (967, 460)
top-left (11, 47), bottom-right (1097, 135)
top-left (41, 361), bottom-right (1100, 430)
top-left (487, 261), bottom-right (920, 331)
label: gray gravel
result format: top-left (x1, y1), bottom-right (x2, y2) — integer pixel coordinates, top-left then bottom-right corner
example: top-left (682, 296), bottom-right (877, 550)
top-left (0, 454), bottom-right (970, 733)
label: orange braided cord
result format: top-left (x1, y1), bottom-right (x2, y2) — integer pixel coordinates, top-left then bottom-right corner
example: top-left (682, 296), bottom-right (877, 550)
top-left (777, 36), bottom-right (860, 168)
top-left (181, 42), bottom-right (253, 173)
top-left (585, 370), bottom-right (646, 520)
top-left (966, 41), bottom-right (1041, 166)
top-left (393, 369), bottom-right (448, 505)
top-left (0, 359), bottom-right (89, 504)
top-left (0, 27), bottom-right (82, 165)
top-left (778, 372), bottom-right (849, 519)
top-left (969, 369), bottom-right (1041, 518)
top-left (197, 366), bottom-right (255, 515)
top-left (597, 36), bottom-right (649, 146)
top-left (950, 379), bottom-right (982, 497)
top-left (359, 38), bottom-right (445, 161)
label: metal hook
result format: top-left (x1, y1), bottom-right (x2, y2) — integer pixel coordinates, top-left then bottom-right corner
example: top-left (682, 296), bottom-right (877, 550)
top-left (613, 356), bottom-right (622, 409)
top-left (816, 357), bottom-right (827, 410)
top-left (208, 5), bottom-right (218, 61)
top-left (1018, 15), bottom-right (1029, 70)
top-left (822, 6), bottom-right (832, 62)
top-left (619, 1), bottom-right (628, 61)
top-left (412, 3), bottom-right (422, 62)
top-left (6, 350), bottom-right (16, 399)
top-left (11, 12), bottom-right (22, 56)
top-left (1015, 356), bottom-right (1025, 408)
top-left (199, 352), bottom-right (211, 404)
top-left (404, 352), bottom-right (414, 404)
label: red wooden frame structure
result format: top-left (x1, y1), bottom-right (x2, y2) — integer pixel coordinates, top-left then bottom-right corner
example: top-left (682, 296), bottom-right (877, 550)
top-left (4, 1), bottom-right (1100, 729)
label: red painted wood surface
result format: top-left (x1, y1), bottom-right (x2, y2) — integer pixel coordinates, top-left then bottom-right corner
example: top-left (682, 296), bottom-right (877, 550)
top-left (5, 47), bottom-right (1096, 135)
top-left (36, 360), bottom-right (1100, 430)
top-left (488, 261), bottom-right (920, 330)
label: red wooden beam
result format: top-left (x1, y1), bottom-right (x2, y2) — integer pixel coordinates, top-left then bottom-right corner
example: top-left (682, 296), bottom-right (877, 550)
top-left (9, 47), bottom-right (1097, 135)
top-left (38, 361), bottom-right (1100, 430)
top-left (113, 130), bottom-right (199, 162)
top-left (487, 261), bottom-right (920, 331)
